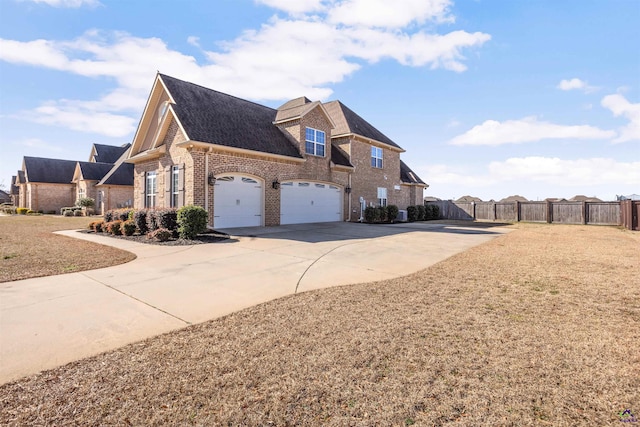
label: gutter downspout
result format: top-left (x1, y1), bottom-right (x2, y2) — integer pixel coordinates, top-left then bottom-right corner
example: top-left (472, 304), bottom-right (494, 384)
top-left (204, 149), bottom-right (209, 226)
top-left (347, 172), bottom-right (352, 222)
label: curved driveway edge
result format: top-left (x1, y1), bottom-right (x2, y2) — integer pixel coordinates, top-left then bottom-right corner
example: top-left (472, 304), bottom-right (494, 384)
top-left (0, 221), bottom-right (512, 384)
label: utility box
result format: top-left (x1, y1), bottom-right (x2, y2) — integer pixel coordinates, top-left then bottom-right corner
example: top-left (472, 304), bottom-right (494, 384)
top-left (397, 210), bottom-right (408, 222)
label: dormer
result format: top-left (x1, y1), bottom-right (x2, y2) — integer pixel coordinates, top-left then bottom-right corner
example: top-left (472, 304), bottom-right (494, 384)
top-left (274, 97), bottom-right (335, 159)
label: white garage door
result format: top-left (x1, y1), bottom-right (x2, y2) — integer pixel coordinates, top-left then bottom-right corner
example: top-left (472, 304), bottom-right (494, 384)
top-left (213, 175), bottom-right (262, 228)
top-left (281, 181), bottom-right (342, 225)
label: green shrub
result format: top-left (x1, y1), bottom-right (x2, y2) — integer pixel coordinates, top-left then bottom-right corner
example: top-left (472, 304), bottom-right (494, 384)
top-left (122, 220), bottom-right (136, 236)
top-left (150, 208), bottom-right (178, 233)
top-left (407, 205), bottom-right (418, 222)
top-left (147, 209), bottom-right (159, 232)
top-left (94, 220), bottom-right (104, 233)
top-left (17, 207), bottom-right (28, 215)
top-left (104, 210), bottom-right (114, 222)
top-left (376, 206), bottom-right (387, 223)
top-left (134, 209), bottom-right (149, 235)
top-left (63, 210), bottom-right (74, 217)
top-left (106, 220), bottom-right (123, 236)
top-left (364, 206), bottom-right (379, 223)
top-left (177, 205), bottom-right (208, 239)
top-left (417, 205), bottom-right (426, 221)
top-left (431, 204), bottom-right (440, 219)
top-left (387, 205), bottom-right (399, 222)
top-left (148, 228), bottom-right (172, 242)
top-left (73, 209), bottom-right (83, 217)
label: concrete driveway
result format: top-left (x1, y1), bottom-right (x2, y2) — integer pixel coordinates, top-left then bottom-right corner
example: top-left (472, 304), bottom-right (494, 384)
top-left (0, 221), bottom-right (511, 384)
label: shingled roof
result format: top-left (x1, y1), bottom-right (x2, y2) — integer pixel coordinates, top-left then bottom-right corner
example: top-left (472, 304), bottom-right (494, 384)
top-left (23, 157), bottom-right (77, 184)
top-left (331, 145), bottom-right (353, 168)
top-left (400, 160), bottom-right (425, 185)
top-left (91, 143), bottom-right (130, 164)
top-left (97, 150), bottom-right (134, 186)
top-left (77, 162), bottom-right (115, 181)
top-left (10, 175), bottom-right (19, 195)
top-left (323, 101), bottom-right (403, 150)
top-left (159, 74), bottom-right (302, 159)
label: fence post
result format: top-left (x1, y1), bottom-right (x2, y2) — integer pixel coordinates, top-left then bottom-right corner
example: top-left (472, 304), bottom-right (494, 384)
top-left (493, 202), bottom-right (497, 221)
top-left (582, 201), bottom-right (587, 225)
top-left (515, 201), bottom-right (520, 222)
top-left (472, 202), bottom-right (476, 221)
top-left (547, 201), bottom-right (553, 224)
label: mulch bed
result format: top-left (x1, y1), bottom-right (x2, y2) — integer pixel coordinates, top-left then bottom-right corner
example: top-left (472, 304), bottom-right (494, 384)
top-left (80, 229), bottom-right (230, 245)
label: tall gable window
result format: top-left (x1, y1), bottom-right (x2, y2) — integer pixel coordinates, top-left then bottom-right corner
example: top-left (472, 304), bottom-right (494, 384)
top-left (145, 171), bottom-right (157, 208)
top-left (305, 127), bottom-right (325, 157)
top-left (371, 146), bottom-right (383, 168)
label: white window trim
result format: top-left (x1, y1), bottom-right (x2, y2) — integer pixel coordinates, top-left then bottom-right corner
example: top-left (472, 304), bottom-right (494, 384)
top-left (170, 165), bottom-right (179, 208)
top-left (371, 146), bottom-right (383, 168)
top-left (377, 187), bottom-right (387, 207)
top-left (146, 171), bottom-right (157, 208)
top-left (305, 127), bottom-right (326, 157)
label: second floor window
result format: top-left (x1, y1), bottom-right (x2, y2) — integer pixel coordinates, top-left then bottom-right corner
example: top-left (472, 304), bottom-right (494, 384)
top-left (145, 171), bottom-right (157, 208)
top-left (305, 127), bottom-right (325, 157)
top-left (371, 146), bottom-right (383, 168)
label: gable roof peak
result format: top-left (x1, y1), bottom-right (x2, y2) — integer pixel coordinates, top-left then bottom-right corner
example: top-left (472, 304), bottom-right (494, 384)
top-left (277, 96), bottom-right (312, 111)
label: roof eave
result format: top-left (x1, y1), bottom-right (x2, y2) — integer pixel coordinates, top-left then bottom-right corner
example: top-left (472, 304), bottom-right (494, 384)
top-left (125, 145), bottom-right (167, 163)
top-left (176, 140), bottom-right (306, 163)
top-left (331, 132), bottom-right (405, 152)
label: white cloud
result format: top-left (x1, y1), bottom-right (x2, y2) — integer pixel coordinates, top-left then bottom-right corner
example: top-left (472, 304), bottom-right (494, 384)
top-left (328, 0), bottom-right (454, 28)
top-left (255, 0), bottom-right (324, 14)
top-left (17, 138), bottom-right (63, 152)
top-left (0, 1), bottom-right (490, 136)
top-left (557, 77), bottom-right (598, 93)
top-left (601, 93), bottom-right (640, 143)
top-left (449, 116), bottom-right (616, 146)
top-left (18, 0), bottom-right (100, 7)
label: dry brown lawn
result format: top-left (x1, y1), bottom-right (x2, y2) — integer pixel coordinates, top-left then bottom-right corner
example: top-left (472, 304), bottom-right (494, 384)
top-left (0, 215), bottom-right (136, 282)
top-left (1, 223), bottom-right (639, 426)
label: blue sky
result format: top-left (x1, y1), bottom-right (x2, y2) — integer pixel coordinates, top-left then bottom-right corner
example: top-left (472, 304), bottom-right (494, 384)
top-left (1, 0), bottom-right (638, 201)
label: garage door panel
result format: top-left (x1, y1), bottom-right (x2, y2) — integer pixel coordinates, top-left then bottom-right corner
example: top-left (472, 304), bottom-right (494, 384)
top-left (214, 176), bottom-right (262, 228)
top-left (281, 181), bottom-right (341, 225)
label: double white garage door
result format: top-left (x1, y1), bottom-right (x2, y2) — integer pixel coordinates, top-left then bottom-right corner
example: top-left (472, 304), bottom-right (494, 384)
top-left (213, 175), bottom-right (341, 228)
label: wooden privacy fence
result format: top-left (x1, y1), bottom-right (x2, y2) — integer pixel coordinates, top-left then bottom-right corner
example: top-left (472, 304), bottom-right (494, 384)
top-left (426, 200), bottom-right (639, 230)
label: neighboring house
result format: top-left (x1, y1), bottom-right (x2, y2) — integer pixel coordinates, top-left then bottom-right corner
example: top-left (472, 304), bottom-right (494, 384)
top-left (424, 196), bottom-right (441, 202)
top-left (617, 194), bottom-right (640, 201)
top-left (500, 195), bottom-right (528, 203)
top-left (570, 195), bottom-right (603, 202)
top-left (9, 175), bottom-right (19, 205)
top-left (456, 195), bottom-right (482, 203)
top-left (73, 143), bottom-right (133, 214)
top-left (18, 157), bottom-right (77, 213)
top-left (13, 143), bottom-right (133, 214)
top-left (0, 189), bottom-right (11, 204)
top-left (126, 73), bottom-right (427, 228)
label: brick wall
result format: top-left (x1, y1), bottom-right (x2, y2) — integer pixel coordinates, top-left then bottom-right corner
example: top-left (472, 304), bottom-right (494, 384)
top-left (26, 183), bottom-right (75, 213)
top-left (100, 185), bottom-right (134, 212)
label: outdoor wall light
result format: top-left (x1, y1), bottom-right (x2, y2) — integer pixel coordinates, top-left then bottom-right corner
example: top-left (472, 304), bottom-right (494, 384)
top-left (272, 179), bottom-right (280, 190)
top-left (207, 172), bottom-right (216, 186)
top-left (345, 186), bottom-right (352, 194)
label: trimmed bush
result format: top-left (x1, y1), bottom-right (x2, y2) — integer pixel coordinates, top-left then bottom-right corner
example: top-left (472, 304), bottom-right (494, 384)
top-left (148, 228), bottom-right (172, 242)
top-left (177, 205), bottom-right (208, 239)
top-left (94, 220), bottom-right (105, 233)
top-left (106, 220), bottom-right (123, 236)
top-left (150, 208), bottom-right (178, 233)
top-left (122, 220), bottom-right (136, 236)
top-left (417, 205), bottom-right (426, 221)
top-left (407, 205), bottom-right (418, 222)
top-left (430, 204), bottom-right (440, 220)
top-left (147, 210), bottom-right (159, 232)
top-left (376, 206), bottom-right (387, 223)
top-left (104, 210), bottom-right (114, 222)
top-left (17, 208), bottom-right (28, 215)
top-left (73, 209), bottom-right (83, 217)
top-left (387, 205), bottom-right (399, 222)
top-left (63, 210), bottom-right (74, 217)
top-left (364, 206), bottom-right (379, 223)
top-left (27, 210), bottom-right (35, 215)
top-left (134, 209), bottom-right (149, 235)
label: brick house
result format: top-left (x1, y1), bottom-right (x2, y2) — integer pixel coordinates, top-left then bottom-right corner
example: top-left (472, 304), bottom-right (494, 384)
top-left (13, 143), bottom-right (133, 214)
top-left (127, 73), bottom-right (427, 228)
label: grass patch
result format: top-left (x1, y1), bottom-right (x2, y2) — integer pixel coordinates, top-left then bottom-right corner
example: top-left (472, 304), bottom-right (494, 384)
top-left (0, 215), bottom-right (135, 282)
top-left (0, 224), bottom-right (638, 425)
